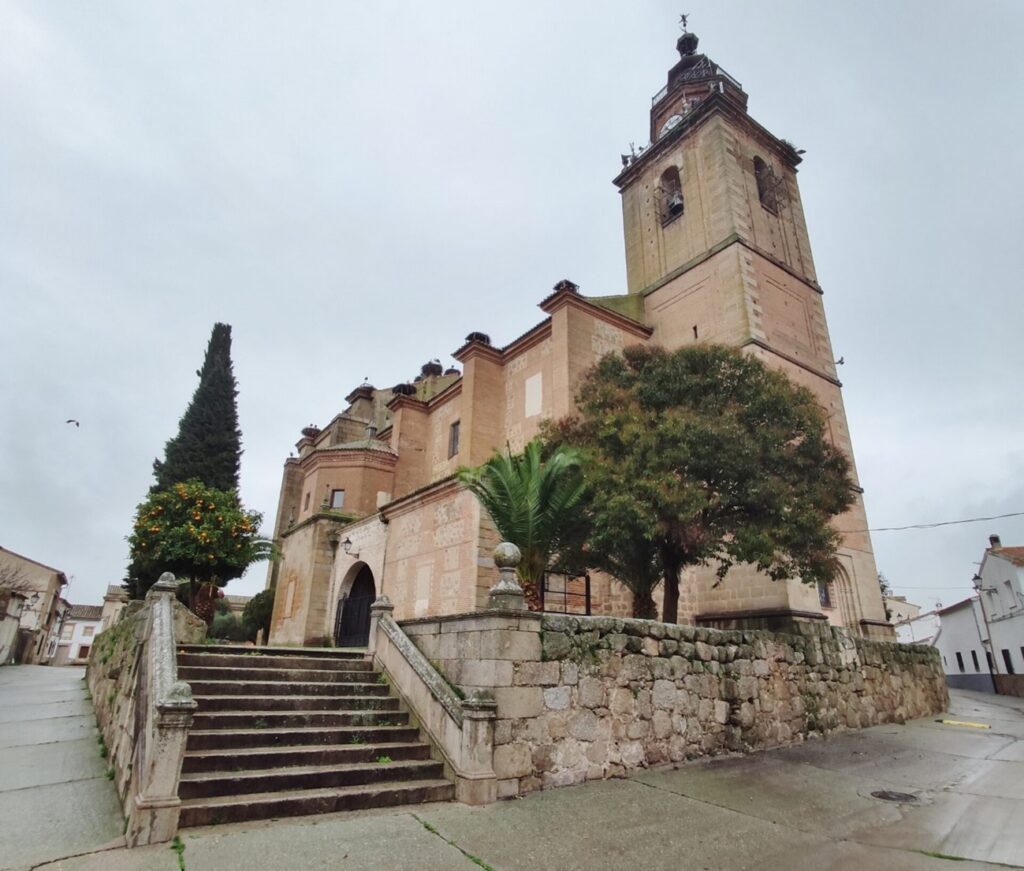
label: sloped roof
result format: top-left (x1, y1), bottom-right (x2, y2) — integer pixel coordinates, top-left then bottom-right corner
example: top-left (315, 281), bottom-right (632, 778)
top-left (991, 546), bottom-right (1024, 567)
top-left (0, 546), bottom-right (68, 583)
top-left (68, 604), bottom-right (103, 620)
top-left (936, 596), bottom-right (976, 616)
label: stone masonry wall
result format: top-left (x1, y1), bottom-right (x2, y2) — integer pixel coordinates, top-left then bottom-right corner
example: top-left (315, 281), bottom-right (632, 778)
top-left (403, 612), bottom-right (947, 799)
top-left (87, 599), bottom-right (205, 815)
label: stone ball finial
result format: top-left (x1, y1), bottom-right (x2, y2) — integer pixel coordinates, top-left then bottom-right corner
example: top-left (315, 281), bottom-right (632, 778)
top-left (159, 572), bottom-right (175, 584)
top-left (493, 542), bottom-right (521, 569)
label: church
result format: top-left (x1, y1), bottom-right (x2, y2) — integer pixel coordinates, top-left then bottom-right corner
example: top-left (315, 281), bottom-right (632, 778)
top-left (266, 27), bottom-right (892, 648)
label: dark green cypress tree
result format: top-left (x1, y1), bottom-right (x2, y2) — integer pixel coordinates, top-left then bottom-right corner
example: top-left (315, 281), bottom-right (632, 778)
top-left (152, 323), bottom-right (242, 492)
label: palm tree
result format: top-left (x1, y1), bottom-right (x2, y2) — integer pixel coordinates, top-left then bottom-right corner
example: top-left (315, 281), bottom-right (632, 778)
top-left (457, 440), bottom-right (586, 610)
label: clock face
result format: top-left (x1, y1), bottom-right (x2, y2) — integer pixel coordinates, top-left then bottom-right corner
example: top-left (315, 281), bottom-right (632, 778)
top-left (659, 114), bottom-right (683, 138)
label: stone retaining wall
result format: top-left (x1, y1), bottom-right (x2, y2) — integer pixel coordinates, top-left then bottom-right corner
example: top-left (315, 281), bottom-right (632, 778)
top-left (404, 612), bottom-right (947, 799)
top-left (87, 597), bottom-right (205, 816)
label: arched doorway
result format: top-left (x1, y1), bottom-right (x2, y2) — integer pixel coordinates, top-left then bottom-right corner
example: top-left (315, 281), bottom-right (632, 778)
top-left (334, 564), bottom-right (376, 648)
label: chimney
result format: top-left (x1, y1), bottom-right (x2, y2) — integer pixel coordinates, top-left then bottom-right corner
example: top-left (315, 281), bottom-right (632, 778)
top-left (989, 534), bottom-right (1002, 549)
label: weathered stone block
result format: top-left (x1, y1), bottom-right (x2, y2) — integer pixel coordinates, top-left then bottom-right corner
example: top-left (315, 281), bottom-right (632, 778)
top-left (493, 743), bottom-right (532, 779)
top-left (542, 631), bottom-right (572, 660)
top-left (457, 658), bottom-right (514, 687)
top-left (578, 676), bottom-right (606, 709)
top-left (493, 686), bottom-right (544, 719)
top-left (497, 778), bottom-right (520, 799)
top-left (544, 686), bottom-right (571, 711)
top-left (493, 719), bottom-right (512, 745)
top-left (561, 661), bottom-right (579, 685)
top-left (516, 660), bottom-right (560, 686)
top-left (652, 679), bottom-right (675, 710)
top-left (568, 709), bottom-right (600, 741)
top-left (480, 629), bottom-right (542, 661)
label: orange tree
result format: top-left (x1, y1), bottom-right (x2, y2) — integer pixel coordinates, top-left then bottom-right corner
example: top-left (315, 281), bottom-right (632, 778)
top-left (127, 479), bottom-right (271, 607)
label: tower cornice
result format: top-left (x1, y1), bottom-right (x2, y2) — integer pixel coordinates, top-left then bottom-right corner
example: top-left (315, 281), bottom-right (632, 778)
top-left (613, 91), bottom-right (803, 190)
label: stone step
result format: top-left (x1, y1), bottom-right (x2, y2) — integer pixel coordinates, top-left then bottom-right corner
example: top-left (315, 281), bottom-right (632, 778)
top-left (178, 779), bottom-right (455, 828)
top-left (191, 709), bottom-right (409, 731)
top-left (177, 652), bottom-right (373, 671)
top-left (179, 758), bottom-right (445, 800)
top-left (182, 741), bottom-right (432, 774)
top-left (178, 665), bottom-right (376, 683)
top-left (178, 644), bottom-right (366, 660)
top-left (192, 694), bottom-right (401, 713)
top-left (186, 724), bottom-right (422, 751)
top-left (187, 679), bottom-right (391, 697)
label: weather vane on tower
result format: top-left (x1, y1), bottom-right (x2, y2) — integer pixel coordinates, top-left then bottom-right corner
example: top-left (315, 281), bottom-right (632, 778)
top-left (679, 13), bottom-right (689, 34)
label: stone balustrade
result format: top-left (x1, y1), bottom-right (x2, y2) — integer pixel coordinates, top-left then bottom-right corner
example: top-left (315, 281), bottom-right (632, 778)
top-left (87, 574), bottom-right (206, 845)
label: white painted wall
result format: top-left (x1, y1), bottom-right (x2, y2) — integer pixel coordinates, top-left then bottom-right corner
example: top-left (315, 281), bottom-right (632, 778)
top-left (933, 599), bottom-right (994, 692)
top-left (976, 550), bottom-right (1024, 677)
top-left (55, 617), bottom-right (103, 663)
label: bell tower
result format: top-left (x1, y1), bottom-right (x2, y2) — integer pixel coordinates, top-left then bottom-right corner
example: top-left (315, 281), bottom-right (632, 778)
top-left (613, 26), bottom-right (891, 638)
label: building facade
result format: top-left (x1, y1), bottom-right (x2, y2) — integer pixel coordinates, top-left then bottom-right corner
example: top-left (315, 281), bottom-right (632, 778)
top-left (974, 535), bottom-right (1024, 697)
top-left (267, 28), bottom-right (890, 647)
top-left (0, 546), bottom-right (69, 664)
top-left (52, 604), bottom-right (104, 666)
top-left (927, 597), bottom-right (995, 693)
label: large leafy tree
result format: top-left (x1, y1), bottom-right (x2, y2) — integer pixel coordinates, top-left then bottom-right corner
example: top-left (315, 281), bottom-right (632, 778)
top-left (152, 323), bottom-right (242, 493)
top-left (127, 480), bottom-right (272, 607)
top-left (457, 440), bottom-right (587, 610)
top-left (548, 344), bottom-right (855, 623)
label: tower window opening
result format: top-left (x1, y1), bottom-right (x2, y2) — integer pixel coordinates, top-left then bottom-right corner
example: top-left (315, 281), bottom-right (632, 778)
top-left (753, 155), bottom-right (785, 213)
top-left (448, 420), bottom-right (460, 459)
top-left (658, 166), bottom-right (684, 224)
top-left (971, 650), bottom-right (980, 671)
top-left (692, 325), bottom-right (699, 340)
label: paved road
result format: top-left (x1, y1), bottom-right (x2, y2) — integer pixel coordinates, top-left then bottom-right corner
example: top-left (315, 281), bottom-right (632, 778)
top-left (0, 666), bottom-right (124, 871)
top-left (3, 667), bottom-right (1021, 870)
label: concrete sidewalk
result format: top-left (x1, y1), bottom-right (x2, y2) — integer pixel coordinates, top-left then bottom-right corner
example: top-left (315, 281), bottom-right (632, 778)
top-left (0, 666), bottom-right (124, 871)
top-left (18, 687), bottom-right (1020, 871)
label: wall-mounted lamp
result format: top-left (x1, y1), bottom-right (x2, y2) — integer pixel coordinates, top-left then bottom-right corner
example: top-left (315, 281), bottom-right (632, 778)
top-left (342, 537), bottom-right (359, 559)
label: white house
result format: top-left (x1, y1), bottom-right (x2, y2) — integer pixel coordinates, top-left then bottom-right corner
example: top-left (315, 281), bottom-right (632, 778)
top-left (52, 604), bottom-right (104, 665)
top-left (929, 597), bottom-right (995, 693)
top-left (974, 535), bottom-right (1024, 697)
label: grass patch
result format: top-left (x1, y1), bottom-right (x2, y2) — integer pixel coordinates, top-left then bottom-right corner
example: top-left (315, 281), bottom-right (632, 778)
top-left (252, 717), bottom-right (269, 729)
top-left (105, 767), bottom-right (115, 781)
top-left (413, 814), bottom-right (495, 871)
top-left (375, 755), bottom-right (392, 764)
top-left (170, 835), bottom-right (186, 870)
top-left (348, 733), bottom-right (366, 745)
top-left (915, 850), bottom-right (967, 862)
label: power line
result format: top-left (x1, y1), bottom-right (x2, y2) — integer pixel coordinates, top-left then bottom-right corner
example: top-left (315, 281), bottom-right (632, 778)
top-left (858, 510), bottom-right (1024, 533)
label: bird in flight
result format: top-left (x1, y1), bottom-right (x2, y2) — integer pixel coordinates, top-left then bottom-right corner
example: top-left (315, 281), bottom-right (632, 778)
top-left (65, 419), bottom-right (80, 427)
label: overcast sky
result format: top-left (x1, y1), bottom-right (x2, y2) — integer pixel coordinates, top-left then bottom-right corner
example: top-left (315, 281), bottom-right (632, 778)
top-left (2, 1), bottom-right (1022, 613)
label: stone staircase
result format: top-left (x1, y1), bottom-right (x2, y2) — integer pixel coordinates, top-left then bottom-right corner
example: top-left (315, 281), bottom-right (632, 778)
top-left (175, 644), bottom-right (453, 827)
